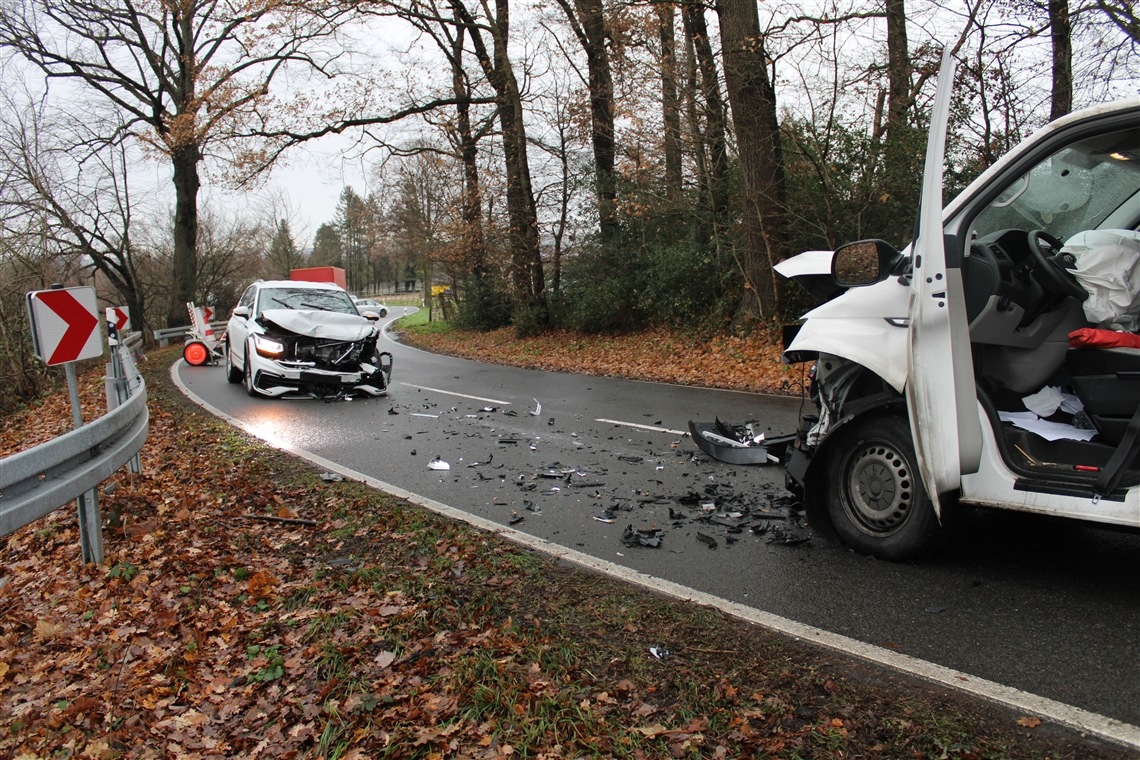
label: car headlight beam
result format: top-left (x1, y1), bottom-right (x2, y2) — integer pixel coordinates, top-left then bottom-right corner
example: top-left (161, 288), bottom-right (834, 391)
top-left (253, 333), bottom-right (286, 358)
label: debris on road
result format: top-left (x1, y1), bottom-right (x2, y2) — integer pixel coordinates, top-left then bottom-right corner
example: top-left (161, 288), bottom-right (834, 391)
top-left (696, 532), bottom-right (718, 549)
top-left (621, 524), bottom-right (664, 548)
top-left (428, 456), bottom-right (451, 471)
top-left (688, 418), bottom-right (794, 466)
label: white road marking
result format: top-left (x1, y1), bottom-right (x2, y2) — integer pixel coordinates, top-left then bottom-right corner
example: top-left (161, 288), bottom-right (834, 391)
top-left (173, 360), bottom-right (1140, 752)
top-left (596, 417), bottom-right (686, 435)
top-left (399, 382), bottom-right (511, 406)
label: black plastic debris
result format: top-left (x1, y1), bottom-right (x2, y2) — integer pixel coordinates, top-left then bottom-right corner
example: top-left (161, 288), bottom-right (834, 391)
top-left (387, 407), bottom-right (399, 415)
top-left (509, 513), bottom-right (524, 525)
top-left (688, 419), bottom-right (794, 466)
top-left (621, 524), bottom-right (664, 548)
top-left (467, 454), bottom-right (494, 468)
top-left (696, 532), bottom-right (718, 549)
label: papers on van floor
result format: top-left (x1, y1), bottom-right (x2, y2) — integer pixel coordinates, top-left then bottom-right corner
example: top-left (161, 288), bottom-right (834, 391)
top-left (998, 411), bottom-right (1098, 442)
top-left (1021, 385), bottom-right (1083, 417)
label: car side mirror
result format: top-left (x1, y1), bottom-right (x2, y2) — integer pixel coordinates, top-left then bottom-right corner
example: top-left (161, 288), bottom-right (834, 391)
top-left (832, 239), bottom-right (900, 287)
top-left (232, 305), bottom-right (251, 318)
top-left (360, 310), bottom-right (380, 322)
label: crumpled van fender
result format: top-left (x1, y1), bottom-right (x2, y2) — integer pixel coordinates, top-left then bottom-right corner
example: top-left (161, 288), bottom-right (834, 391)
top-left (786, 380), bottom-right (906, 540)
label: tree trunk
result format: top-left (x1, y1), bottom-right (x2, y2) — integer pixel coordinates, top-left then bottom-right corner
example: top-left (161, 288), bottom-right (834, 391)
top-left (715, 0), bottom-right (787, 322)
top-left (450, 17), bottom-right (486, 275)
top-left (657, 3), bottom-right (682, 202)
top-left (879, 0), bottom-right (918, 245)
top-left (885, 0), bottom-right (910, 134)
top-left (1049, 0), bottom-right (1073, 119)
top-left (486, 0), bottom-right (544, 308)
top-left (682, 3), bottom-right (730, 247)
top-left (168, 143), bottom-right (201, 327)
top-left (556, 0), bottom-right (617, 245)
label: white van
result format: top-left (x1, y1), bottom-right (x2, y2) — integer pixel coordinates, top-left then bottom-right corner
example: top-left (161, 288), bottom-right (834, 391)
top-left (773, 54), bottom-right (1140, 559)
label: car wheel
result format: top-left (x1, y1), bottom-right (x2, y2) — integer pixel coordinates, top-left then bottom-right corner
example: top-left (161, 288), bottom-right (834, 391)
top-left (379, 307), bottom-right (388, 318)
top-left (225, 340), bottom-right (242, 383)
top-left (243, 340), bottom-right (261, 397)
top-left (824, 414), bottom-right (941, 561)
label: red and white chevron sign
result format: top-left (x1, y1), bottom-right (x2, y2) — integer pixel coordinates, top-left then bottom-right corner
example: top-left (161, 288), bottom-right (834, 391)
top-left (106, 306), bottom-right (130, 332)
top-left (27, 286), bottom-right (103, 366)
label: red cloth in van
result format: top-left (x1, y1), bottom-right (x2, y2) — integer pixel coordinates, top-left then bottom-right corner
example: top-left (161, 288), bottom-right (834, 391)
top-left (1068, 327), bottom-right (1140, 349)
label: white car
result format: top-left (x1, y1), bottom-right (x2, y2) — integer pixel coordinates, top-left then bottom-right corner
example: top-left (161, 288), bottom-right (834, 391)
top-left (352, 297), bottom-right (389, 318)
top-left (771, 52), bottom-right (1140, 559)
top-left (224, 280), bottom-right (393, 399)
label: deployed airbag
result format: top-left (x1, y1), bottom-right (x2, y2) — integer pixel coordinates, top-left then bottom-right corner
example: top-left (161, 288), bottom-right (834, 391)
top-left (1063, 229), bottom-right (1140, 327)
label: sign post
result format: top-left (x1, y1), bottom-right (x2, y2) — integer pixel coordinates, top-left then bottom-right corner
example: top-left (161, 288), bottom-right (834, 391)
top-left (26, 285), bottom-right (105, 563)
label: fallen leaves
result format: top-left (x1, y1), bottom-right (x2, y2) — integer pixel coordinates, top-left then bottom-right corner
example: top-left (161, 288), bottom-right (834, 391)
top-left (400, 326), bottom-right (806, 396)
top-left (0, 346), bottom-right (1125, 760)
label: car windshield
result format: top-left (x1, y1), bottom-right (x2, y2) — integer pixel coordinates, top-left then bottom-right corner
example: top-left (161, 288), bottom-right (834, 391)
top-left (257, 287), bottom-right (357, 316)
top-left (972, 128), bottom-right (1140, 242)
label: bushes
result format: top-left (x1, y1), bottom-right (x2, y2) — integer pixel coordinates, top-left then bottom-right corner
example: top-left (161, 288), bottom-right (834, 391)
top-left (454, 272), bottom-right (513, 332)
top-left (552, 223), bottom-right (741, 334)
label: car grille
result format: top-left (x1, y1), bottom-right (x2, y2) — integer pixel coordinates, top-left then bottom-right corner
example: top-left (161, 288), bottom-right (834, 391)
top-left (290, 338), bottom-right (370, 369)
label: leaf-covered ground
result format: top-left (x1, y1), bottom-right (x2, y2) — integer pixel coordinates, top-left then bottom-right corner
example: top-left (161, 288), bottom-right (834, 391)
top-left (399, 325), bottom-right (807, 397)
top-left (0, 341), bottom-right (1132, 759)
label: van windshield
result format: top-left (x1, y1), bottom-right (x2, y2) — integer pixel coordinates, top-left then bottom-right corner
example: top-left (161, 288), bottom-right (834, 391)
top-left (973, 131), bottom-right (1140, 243)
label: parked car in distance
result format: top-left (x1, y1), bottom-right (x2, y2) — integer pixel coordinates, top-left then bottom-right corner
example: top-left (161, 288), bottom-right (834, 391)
top-left (352, 297), bottom-right (389, 318)
top-left (225, 280), bottom-right (392, 399)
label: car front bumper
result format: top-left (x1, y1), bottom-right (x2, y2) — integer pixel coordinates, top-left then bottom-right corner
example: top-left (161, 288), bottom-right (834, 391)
top-left (248, 354), bottom-right (392, 399)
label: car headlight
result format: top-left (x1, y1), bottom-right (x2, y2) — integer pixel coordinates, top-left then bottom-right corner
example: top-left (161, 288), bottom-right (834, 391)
top-left (252, 333), bottom-right (286, 358)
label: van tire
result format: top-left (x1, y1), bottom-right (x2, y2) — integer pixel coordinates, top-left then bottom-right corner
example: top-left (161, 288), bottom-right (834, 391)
top-left (824, 414), bottom-right (941, 561)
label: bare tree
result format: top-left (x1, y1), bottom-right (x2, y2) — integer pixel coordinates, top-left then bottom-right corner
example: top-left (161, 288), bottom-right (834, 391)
top-left (0, 0), bottom-right (371, 326)
top-left (448, 0), bottom-right (547, 321)
top-left (1092, 0), bottom-right (1140, 41)
top-left (716, 0), bottom-right (788, 322)
top-left (681, 1), bottom-right (730, 249)
top-left (0, 88), bottom-right (151, 335)
top-left (554, 0), bottom-right (618, 245)
top-left (658, 2), bottom-right (683, 202)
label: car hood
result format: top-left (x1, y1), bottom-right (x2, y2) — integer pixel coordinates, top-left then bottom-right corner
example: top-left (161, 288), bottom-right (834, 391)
top-left (259, 309), bottom-right (377, 340)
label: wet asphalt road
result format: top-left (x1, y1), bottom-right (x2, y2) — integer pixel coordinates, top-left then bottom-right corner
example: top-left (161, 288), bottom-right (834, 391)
top-left (174, 315), bottom-right (1140, 730)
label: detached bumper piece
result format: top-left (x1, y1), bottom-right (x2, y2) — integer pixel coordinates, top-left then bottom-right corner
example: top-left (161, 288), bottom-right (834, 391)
top-left (688, 418), bottom-right (794, 466)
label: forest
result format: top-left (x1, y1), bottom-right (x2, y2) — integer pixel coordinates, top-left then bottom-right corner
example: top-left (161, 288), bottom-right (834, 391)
top-left (0, 0), bottom-right (1136, 411)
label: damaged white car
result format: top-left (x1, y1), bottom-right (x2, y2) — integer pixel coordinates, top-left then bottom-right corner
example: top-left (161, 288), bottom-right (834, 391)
top-left (224, 280), bottom-right (393, 399)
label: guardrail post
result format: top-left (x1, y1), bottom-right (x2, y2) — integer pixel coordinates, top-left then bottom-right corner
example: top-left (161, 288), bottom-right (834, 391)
top-left (66, 363), bottom-right (104, 564)
top-left (106, 338), bottom-right (142, 474)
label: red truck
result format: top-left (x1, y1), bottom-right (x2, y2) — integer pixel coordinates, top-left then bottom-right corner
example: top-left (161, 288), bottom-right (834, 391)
top-left (290, 266), bottom-right (346, 289)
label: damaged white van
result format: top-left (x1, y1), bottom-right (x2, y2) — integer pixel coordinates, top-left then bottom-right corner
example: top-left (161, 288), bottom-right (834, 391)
top-left (773, 55), bottom-right (1139, 559)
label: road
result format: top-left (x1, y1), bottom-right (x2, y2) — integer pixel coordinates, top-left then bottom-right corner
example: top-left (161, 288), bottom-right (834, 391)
top-left (174, 311), bottom-right (1140, 743)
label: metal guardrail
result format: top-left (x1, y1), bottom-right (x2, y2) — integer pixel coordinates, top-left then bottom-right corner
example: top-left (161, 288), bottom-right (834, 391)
top-left (154, 321), bottom-right (226, 346)
top-left (0, 343), bottom-right (148, 541)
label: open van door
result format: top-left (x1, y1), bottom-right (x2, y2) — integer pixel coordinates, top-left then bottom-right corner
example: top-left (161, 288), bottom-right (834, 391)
top-left (905, 49), bottom-right (983, 516)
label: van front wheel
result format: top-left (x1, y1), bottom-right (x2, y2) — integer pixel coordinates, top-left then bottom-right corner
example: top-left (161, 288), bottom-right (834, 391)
top-left (825, 415), bottom-right (941, 561)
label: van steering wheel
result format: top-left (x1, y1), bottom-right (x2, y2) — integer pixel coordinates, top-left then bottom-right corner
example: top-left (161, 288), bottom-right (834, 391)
top-left (1027, 230), bottom-right (1088, 302)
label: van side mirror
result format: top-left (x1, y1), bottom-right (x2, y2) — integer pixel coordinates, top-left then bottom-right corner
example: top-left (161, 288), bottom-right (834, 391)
top-left (232, 305), bottom-right (251, 318)
top-left (831, 239), bottom-right (900, 287)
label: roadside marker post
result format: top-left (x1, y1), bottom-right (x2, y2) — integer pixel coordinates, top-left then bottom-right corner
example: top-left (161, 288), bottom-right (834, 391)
top-left (26, 285), bottom-right (106, 563)
top-left (182, 301), bottom-right (221, 366)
